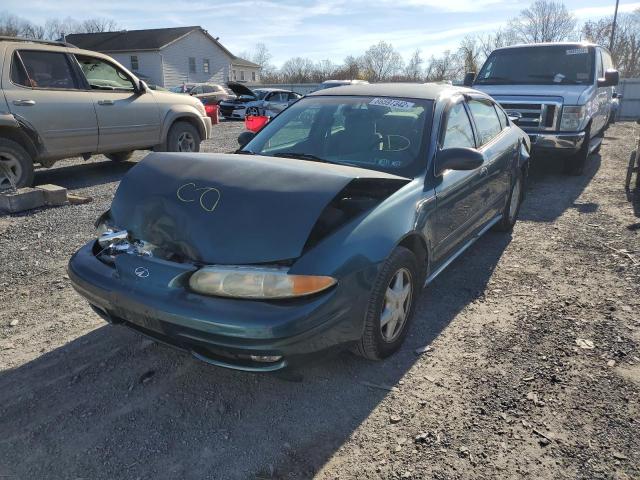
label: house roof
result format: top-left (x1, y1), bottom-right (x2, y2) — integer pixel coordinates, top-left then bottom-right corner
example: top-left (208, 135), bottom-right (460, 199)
top-left (231, 56), bottom-right (261, 68)
top-left (65, 26), bottom-right (250, 64)
top-left (66, 27), bottom-right (198, 52)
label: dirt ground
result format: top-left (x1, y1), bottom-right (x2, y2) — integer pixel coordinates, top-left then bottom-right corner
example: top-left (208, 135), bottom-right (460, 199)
top-left (0, 121), bottom-right (638, 480)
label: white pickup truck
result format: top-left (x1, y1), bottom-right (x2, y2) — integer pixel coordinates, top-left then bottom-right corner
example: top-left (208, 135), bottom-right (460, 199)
top-left (466, 42), bottom-right (619, 175)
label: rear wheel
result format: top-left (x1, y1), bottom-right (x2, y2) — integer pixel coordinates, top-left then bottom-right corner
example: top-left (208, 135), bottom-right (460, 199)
top-left (355, 247), bottom-right (419, 360)
top-left (166, 121), bottom-right (201, 152)
top-left (0, 138), bottom-right (34, 190)
top-left (105, 151), bottom-right (134, 162)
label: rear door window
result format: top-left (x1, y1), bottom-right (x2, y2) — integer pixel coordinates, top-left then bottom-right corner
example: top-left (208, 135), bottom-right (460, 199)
top-left (11, 50), bottom-right (77, 89)
top-left (442, 102), bottom-right (475, 149)
top-left (468, 99), bottom-right (503, 146)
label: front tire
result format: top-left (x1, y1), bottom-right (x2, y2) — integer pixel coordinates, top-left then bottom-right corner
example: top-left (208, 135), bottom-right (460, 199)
top-left (166, 121), bottom-right (201, 152)
top-left (105, 151), bottom-right (133, 162)
top-left (0, 138), bottom-right (34, 190)
top-left (355, 247), bottom-right (419, 360)
top-left (564, 128), bottom-right (590, 176)
top-left (494, 169), bottom-right (524, 232)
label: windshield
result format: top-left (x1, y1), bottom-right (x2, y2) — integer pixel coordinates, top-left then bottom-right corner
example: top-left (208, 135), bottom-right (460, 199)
top-left (242, 95), bottom-right (433, 177)
top-left (476, 46), bottom-right (595, 85)
top-left (253, 90), bottom-right (269, 100)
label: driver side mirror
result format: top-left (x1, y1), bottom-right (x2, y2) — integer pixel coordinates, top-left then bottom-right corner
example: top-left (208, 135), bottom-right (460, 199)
top-left (463, 72), bottom-right (476, 87)
top-left (598, 69), bottom-right (619, 87)
top-left (237, 131), bottom-right (255, 147)
top-left (435, 147), bottom-right (484, 176)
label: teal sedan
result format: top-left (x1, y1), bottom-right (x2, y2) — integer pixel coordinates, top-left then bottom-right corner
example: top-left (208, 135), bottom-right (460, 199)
top-left (68, 83), bottom-right (530, 371)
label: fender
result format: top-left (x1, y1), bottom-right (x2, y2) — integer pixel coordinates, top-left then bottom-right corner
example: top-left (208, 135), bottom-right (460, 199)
top-left (0, 113), bottom-right (19, 128)
top-left (160, 107), bottom-right (207, 144)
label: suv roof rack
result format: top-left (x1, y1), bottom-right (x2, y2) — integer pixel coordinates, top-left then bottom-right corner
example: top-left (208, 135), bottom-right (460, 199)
top-left (0, 36), bottom-right (77, 48)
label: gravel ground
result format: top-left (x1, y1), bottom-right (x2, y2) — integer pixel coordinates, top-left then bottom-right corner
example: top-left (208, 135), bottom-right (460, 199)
top-left (0, 121), bottom-right (639, 480)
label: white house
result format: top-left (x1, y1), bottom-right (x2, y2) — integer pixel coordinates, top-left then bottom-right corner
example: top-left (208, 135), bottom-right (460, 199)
top-left (66, 26), bottom-right (261, 88)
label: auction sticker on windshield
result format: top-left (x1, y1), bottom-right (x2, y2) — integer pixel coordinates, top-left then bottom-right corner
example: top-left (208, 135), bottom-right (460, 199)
top-left (369, 98), bottom-right (415, 109)
top-left (566, 48), bottom-right (588, 55)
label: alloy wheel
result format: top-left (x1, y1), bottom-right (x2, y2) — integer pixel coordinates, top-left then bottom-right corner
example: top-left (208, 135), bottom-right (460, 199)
top-left (380, 267), bottom-right (413, 342)
top-left (177, 132), bottom-right (196, 152)
top-left (0, 152), bottom-right (22, 191)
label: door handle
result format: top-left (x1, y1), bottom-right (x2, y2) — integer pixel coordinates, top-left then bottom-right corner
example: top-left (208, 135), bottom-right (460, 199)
top-left (13, 99), bottom-right (35, 106)
top-left (98, 100), bottom-right (114, 105)
top-left (480, 166), bottom-right (488, 176)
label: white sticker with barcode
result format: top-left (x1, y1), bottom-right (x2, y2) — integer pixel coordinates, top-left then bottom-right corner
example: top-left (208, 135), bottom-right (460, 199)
top-left (566, 48), bottom-right (588, 55)
top-left (369, 97), bottom-right (415, 109)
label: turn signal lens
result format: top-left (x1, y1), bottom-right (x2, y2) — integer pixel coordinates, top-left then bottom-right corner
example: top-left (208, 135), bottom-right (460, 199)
top-left (189, 266), bottom-right (336, 299)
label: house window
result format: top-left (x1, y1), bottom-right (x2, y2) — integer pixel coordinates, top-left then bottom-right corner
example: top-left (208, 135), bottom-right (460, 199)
top-left (232, 69), bottom-right (236, 81)
top-left (240, 70), bottom-right (245, 81)
top-left (130, 55), bottom-right (139, 71)
top-left (189, 57), bottom-right (196, 73)
top-left (252, 71), bottom-right (256, 81)
top-left (203, 58), bottom-right (210, 73)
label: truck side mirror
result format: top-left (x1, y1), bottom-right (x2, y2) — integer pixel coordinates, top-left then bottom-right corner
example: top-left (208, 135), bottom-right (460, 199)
top-left (463, 72), bottom-right (476, 87)
top-left (598, 69), bottom-right (619, 87)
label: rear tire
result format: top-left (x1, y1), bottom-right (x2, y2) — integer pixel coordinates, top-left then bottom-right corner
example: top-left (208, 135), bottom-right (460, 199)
top-left (355, 247), bottom-right (419, 360)
top-left (105, 151), bottom-right (134, 162)
top-left (166, 121), bottom-right (201, 152)
top-left (0, 138), bottom-right (34, 189)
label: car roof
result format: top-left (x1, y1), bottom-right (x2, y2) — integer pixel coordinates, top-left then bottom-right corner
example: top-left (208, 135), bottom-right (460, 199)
top-left (494, 42), bottom-right (598, 51)
top-left (254, 88), bottom-right (290, 92)
top-left (308, 82), bottom-right (476, 101)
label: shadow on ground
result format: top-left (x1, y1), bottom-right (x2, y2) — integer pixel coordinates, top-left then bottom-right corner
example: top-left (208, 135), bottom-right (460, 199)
top-left (34, 158), bottom-right (138, 191)
top-left (0, 229), bottom-right (511, 479)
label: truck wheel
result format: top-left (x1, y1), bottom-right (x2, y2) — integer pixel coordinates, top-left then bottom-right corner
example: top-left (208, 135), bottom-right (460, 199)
top-left (166, 121), bottom-right (201, 152)
top-left (564, 129), bottom-right (590, 176)
top-left (105, 151), bottom-right (134, 162)
top-left (355, 246), bottom-right (419, 360)
top-left (0, 138), bottom-right (34, 190)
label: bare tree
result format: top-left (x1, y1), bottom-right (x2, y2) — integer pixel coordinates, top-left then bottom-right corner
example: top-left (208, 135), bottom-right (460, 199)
top-left (43, 16), bottom-right (117, 40)
top-left (477, 29), bottom-right (519, 59)
top-left (0, 12), bottom-right (44, 39)
top-left (583, 11), bottom-right (640, 77)
top-left (333, 55), bottom-right (362, 80)
top-left (404, 49), bottom-right (424, 81)
top-left (311, 59), bottom-right (338, 82)
top-left (458, 36), bottom-right (482, 73)
top-left (509, 0), bottom-right (577, 43)
top-left (424, 50), bottom-right (463, 82)
top-left (280, 56), bottom-right (316, 83)
top-left (80, 17), bottom-right (118, 33)
top-left (361, 41), bottom-right (404, 81)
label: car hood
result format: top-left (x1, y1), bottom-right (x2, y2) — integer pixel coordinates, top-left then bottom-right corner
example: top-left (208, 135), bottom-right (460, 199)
top-left (226, 81), bottom-right (256, 98)
top-left (474, 84), bottom-right (592, 105)
top-left (110, 153), bottom-right (409, 265)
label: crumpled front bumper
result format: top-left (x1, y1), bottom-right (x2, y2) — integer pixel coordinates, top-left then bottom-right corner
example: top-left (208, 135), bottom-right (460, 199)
top-left (528, 131), bottom-right (586, 152)
top-left (67, 242), bottom-right (370, 371)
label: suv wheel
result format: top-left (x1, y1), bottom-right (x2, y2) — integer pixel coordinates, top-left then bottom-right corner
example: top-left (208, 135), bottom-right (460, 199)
top-left (167, 121), bottom-right (201, 152)
top-left (105, 151), bottom-right (134, 162)
top-left (0, 138), bottom-right (34, 190)
top-left (564, 127), bottom-right (590, 176)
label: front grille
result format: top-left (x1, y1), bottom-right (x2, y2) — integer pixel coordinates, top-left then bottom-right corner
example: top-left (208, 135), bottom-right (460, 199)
top-left (499, 102), bottom-right (560, 131)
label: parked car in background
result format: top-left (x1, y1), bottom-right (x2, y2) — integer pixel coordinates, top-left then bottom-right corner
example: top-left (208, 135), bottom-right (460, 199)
top-left (69, 83), bottom-right (530, 372)
top-left (171, 82), bottom-right (233, 103)
top-left (0, 37), bottom-right (212, 189)
top-left (466, 42), bottom-right (619, 175)
top-left (318, 79), bottom-right (369, 90)
top-left (219, 82), bottom-right (301, 119)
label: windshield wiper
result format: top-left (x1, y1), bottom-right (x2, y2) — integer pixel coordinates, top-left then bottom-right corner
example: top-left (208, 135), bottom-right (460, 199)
top-left (271, 152), bottom-right (336, 164)
top-left (475, 76), bottom-right (510, 84)
top-left (235, 149), bottom-right (256, 155)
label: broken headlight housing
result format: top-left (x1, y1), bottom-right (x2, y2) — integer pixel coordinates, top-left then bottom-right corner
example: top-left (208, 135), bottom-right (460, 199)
top-left (560, 105), bottom-right (587, 131)
top-left (189, 266), bottom-right (336, 299)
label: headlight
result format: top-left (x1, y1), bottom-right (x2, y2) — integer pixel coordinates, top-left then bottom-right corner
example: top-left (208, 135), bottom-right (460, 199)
top-left (560, 105), bottom-right (586, 131)
top-left (95, 210), bottom-right (114, 235)
top-left (189, 266), bottom-right (337, 299)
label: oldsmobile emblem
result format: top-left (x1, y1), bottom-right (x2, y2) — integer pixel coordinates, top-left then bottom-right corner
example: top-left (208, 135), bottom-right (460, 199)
top-left (134, 266), bottom-right (150, 278)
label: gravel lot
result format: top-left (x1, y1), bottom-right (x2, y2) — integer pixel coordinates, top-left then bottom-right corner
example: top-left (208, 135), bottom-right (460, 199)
top-left (0, 121), bottom-right (639, 479)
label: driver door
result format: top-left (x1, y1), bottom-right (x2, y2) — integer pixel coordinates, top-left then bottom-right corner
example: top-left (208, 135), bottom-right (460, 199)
top-left (74, 54), bottom-right (160, 151)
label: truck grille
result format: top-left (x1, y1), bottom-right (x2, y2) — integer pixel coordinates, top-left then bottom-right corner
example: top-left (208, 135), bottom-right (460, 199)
top-left (498, 102), bottom-right (560, 131)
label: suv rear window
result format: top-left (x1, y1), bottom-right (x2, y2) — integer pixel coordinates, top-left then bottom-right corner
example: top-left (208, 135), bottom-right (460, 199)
top-left (11, 50), bottom-right (77, 89)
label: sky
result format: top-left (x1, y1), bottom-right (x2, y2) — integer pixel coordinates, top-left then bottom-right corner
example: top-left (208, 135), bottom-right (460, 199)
top-left (3, 0), bottom-right (640, 66)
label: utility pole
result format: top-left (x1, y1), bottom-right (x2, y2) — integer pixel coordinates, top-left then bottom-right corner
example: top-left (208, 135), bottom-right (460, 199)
top-left (610, 0), bottom-right (620, 51)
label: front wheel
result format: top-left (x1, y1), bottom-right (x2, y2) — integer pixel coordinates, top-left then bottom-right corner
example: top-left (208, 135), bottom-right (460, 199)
top-left (355, 247), bottom-right (419, 360)
top-left (166, 121), bottom-right (201, 152)
top-left (494, 169), bottom-right (524, 232)
top-left (564, 129), bottom-right (590, 176)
